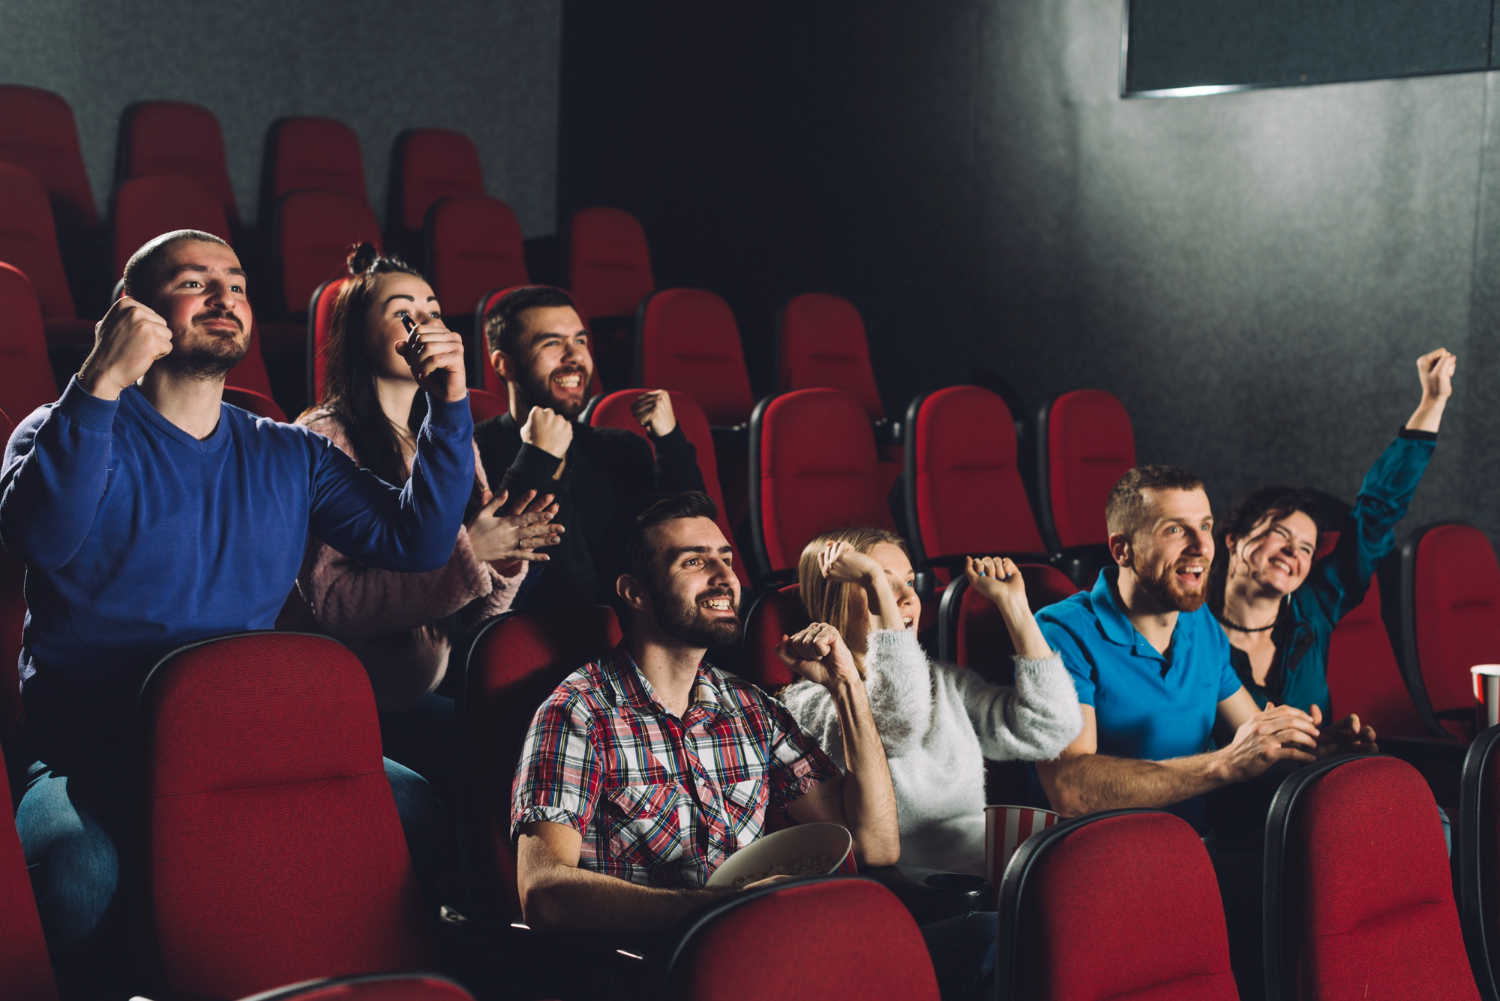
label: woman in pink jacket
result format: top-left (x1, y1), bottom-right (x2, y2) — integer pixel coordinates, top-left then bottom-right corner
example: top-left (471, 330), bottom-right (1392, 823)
top-left (285, 244), bottom-right (561, 788)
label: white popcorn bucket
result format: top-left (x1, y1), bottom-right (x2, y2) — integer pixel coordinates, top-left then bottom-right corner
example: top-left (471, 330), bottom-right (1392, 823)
top-left (985, 805), bottom-right (1060, 905)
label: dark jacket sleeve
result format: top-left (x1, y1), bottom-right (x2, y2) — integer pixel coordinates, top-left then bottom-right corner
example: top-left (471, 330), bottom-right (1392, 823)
top-left (650, 424), bottom-right (705, 494)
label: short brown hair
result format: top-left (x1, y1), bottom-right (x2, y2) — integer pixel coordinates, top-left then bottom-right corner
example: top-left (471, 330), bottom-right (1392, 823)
top-left (121, 229), bottom-right (231, 302)
top-left (1105, 465), bottom-right (1205, 542)
top-left (796, 526), bottom-right (909, 649)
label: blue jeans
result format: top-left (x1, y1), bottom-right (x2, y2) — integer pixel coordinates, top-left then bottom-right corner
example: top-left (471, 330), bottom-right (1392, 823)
top-left (12, 726), bottom-right (446, 1001)
top-left (921, 911), bottom-right (997, 1001)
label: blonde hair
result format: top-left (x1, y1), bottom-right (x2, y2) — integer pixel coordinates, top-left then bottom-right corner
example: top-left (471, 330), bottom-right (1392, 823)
top-left (796, 526), bottom-right (910, 658)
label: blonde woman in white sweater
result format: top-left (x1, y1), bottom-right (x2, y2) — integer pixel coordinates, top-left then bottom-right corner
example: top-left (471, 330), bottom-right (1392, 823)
top-left (780, 527), bottom-right (1082, 876)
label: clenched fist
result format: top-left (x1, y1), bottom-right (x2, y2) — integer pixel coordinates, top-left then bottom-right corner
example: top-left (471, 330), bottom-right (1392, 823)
top-left (631, 390), bottom-right (678, 437)
top-left (78, 297), bottom-right (175, 400)
top-left (776, 622), bottom-right (861, 690)
top-left (396, 321), bottom-right (467, 403)
top-left (520, 406), bottom-right (574, 460)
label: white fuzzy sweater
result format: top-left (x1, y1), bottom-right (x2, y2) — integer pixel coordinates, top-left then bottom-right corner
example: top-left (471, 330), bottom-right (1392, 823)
top-left (781, 628), bottom-right (1082, 875)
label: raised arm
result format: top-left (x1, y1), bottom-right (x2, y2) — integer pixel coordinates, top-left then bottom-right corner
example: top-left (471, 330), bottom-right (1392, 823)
top-left (632, 391), bottom-right (705, 494)
top-left (1405, 348), bottom-right (1455, 433)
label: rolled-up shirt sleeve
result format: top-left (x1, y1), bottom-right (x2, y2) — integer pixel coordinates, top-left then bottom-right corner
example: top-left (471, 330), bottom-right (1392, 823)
top-left (511, 690), bottom-right (602, 839)
top-left (765, 697), bottom-right (840, 816)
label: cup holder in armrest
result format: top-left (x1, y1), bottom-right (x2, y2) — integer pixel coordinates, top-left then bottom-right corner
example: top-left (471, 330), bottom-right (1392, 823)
top-left (865, 863), bottom-right (993, 925)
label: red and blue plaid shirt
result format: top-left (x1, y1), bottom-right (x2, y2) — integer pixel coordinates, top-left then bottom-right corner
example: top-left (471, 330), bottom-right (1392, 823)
top-left (511, 643), bottom-right (839, 887)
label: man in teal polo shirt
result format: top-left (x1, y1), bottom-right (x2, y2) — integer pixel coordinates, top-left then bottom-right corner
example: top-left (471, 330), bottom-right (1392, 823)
top-left (1034, 465), bottom-right (1371, 826)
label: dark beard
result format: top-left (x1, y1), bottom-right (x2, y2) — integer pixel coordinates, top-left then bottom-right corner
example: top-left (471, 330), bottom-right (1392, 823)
top-left (519, 367), bottom-right (588, 419)
top-left (159, 315), bottom-right (249, 380)
top-left (1134, 560), bottom-right (1207, 613)
top-left (649, 580), bottom-right (743, 647)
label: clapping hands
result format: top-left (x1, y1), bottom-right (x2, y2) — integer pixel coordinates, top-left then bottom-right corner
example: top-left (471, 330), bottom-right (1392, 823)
top-left (466, 488), bottom-right (564, 566)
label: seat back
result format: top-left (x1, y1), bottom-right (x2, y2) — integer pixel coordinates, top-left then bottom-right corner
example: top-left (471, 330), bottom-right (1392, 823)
top-left (1326, 573), bottom-right (1435, 738)
top-left (467, 388), bottom-right (509, 424)
top-left (938, 564), bottom-right (1078, 674)
top-left (905, 387), bottom-right (1045, 566)
top-left (460, 606), bottom-right (623, 921)
top-left (0, 265), bottom-right (61, 422)
top-left (0, 163), bottom-right (77, 320)
top-left (1037, 390), bottom-right (1136, 551)
top-left (119, 101), bottom-right (240, 228)
top-left (740, 585), bottom-right (807, 691)
top-left (775, 293), bottom-right (884, 421)
top-left (1403, 524), bottom-right (1500, 740)
top-left (0, 741), bottom-right (59, 1001)
top-left (222, 387), bottom-right (287, 422)
top-left (1460, 725), bottom-right (1500, 1001)
top-left (110, 174), bottom-right (233, 280)
top-left (0, 409), bottom-right (24, 747)
top-left (583, 388), bottom-right (745, 587)
top-left (240, 972), bottom-right (475, 1001)
top-left (750, 389), bottom-right (895, 580)
top-left (0, 85), bottom-right (99, 231)
top-left (637, 289), bottom-right (755, 427)
top-left (274, 189), bottom-right (381, 319)
top-left (662, 877), bottom-right (939, 1001)
top-left (227, 320), bottom-right (277, 400)
top-left (565, 207), bottom-right (654, 320)
top-left (139, 632), bottom-right (433, 999)
top-left (1265, 755), bottom-right (1477, 1001)
top-left (263, 116), bottom-right (368, 217)
top-left (426, 195), bottom-right (528, 321)
top-left (998, 809), bottom-right (1237, 1001)
top-left (392, 129), bottom-right (485, 236)
top-left (306, 276), bottom-right (352, 404)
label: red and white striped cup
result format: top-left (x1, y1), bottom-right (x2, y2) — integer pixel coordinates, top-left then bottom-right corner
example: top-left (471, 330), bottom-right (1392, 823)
top-left (1472, 665), bottom-right (1500, 732)
top-left (985, 805), bottom-right (1060, 903)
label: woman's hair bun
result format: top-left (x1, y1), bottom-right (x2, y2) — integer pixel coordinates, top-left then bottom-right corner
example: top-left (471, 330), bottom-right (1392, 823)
top-left (346, 242), bottom-right (379, 275)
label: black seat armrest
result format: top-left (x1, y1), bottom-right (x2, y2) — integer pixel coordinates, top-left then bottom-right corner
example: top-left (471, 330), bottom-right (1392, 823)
top-left (863, 862), bottom-right (991, 925)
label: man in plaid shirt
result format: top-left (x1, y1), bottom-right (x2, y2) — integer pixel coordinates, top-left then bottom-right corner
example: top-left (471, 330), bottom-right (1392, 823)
top-left (512, 492), bottom-right (900, 931)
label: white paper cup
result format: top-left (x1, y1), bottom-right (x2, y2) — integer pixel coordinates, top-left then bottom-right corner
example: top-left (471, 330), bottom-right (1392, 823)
top-left (706, 822), bottom-right (856, 889)
top-left (1472, 665), bottom-right (1500, 732)
top-left (985, 805), bottom-right (1060, 904)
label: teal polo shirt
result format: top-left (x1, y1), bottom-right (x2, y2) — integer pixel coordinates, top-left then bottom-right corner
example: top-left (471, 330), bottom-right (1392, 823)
top-left (1037, 566), bottom-right (1242, 765)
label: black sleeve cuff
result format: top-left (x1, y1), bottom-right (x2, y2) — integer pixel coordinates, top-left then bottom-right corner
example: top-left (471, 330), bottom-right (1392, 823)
top-left (1398, 428), bottom-right (1438, 442)
top-left (507, 442), bottom-right (564, 486)
top-left (649, 424), bottom-right (692, 452)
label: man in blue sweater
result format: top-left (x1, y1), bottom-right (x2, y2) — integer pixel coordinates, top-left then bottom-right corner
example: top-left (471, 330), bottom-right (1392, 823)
top-left (0, 230), bottom-right (475, 998)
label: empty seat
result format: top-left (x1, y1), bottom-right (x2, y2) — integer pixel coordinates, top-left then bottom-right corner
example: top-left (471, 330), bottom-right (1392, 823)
top-left (1403, 523), bottom-right (1500, 741)
top-left (1325, 573), bottom-right (1438, 738)
top-left (460, 605), bottom-right (622, 921)
top-left (390, 129), bottom-right (485, 242)
top-left (0, 740), bottom-right (60, 1001)
top-left (139, 632), bottom-right (434, 999)
top-left (222, 386), bottom-right (287, 422)
top-left (0, 163), bottom-right (93, 345)
top-left (0, 85), bottom-right (99, 234)
top-left (109, 174), bottom-right (233, 281)
top-left (0, 264), bottom-right (61, 422)
top-left (904, 386), bottom-right (1047, 572)
top-left (660, 877), bottom-right (940, 1000)
top-left (998, 810), bottom-right (1237, 1001)
top-left (776, 293), bottom-right (884, 421)
top-left (274, 190), bottom-right (381, 320)
top-left (740, 584), bottom-right (807, 692)
top-left (1264, 755), bottom-right (1477, 1001)
top-left (584, 388), bottom-right (746, 587)
top-left (1036, 389), bottom-right (1136, 553)
top-left (637, 289), bottom-right (755, 427)
top-left (1459, 725), bottom-right (1500, 1001)
top-left (425, 195), bottom-right (528, 325)
top-left (118, 100), bottom-right (241, 229)
top-left (749, 389), bottom-right (896, 581)
top-left (262, 116), bottom-right (368, 228)
top-left (565, 207), bottom-right (654, 321)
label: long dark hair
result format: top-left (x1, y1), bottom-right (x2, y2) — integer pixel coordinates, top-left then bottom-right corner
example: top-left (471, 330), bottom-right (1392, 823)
top-left (304, 243), bottom-right (483, 515)
top-left (1207, 486), bottom-right (1325, 612)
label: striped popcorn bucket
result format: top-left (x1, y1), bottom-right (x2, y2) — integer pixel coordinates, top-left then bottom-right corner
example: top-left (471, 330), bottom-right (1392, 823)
top-left (985, 805), bottom-right (1060, 903)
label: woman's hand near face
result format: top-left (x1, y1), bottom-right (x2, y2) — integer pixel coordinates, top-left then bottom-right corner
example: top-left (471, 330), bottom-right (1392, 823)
top-left (776, 622), bottom-right (860, 690)
top-left (965, 555), bottom-right (1055, 660)
top-left (466, 488), bottom-right (564, 566)
top-left (1406, 348), bottom-right (1457, 433)
top-left (398, 318), bottom-right (468, 403)
top-left (820, 542), bottom-right (905, 632)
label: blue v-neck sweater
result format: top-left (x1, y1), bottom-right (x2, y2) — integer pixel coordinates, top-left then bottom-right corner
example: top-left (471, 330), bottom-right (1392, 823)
top-left (0, 378), bottom-right (475, 737)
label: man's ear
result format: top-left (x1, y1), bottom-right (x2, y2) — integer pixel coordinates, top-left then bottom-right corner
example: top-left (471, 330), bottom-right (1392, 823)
top-left (1108, 532), bottom-right (1133, 569)
top-left (491, 349), bottom-right (515, 385)
top-left (616, 573), bottom-right (650, 616)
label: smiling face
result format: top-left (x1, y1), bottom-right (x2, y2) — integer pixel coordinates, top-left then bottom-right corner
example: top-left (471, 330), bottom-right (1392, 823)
top-left (1229, 510), bottom-right (1318, 596)
top-left (365, 272), bottom-right (440, 381)
top-left (1123, 487), bottom-right (1215, 613)
top-left (507, 305), bottom-right (593, 418)
top-left (844, 542), bottom-right (921, 649)
top-left (641, 515), bottom-right (743, 648)
top-left (148, 239), bottom-right (252, 378)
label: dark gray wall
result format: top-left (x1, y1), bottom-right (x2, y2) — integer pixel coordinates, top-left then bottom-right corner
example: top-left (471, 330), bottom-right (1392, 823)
top-left (560, 0), bottom-right (1495, 544)
top-left (1, 0), bottom-right (561, 235)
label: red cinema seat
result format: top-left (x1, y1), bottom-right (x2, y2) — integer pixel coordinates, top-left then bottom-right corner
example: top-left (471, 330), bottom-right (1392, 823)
top-left (904, 386), bottom-right (1047, 573)
top-left (0, 741), bottom-right (59, 1001)
top-left (740, 584), bottom-right (807, 692)
top-left (426, 195), bottom-right (528, 325)
top-left (661, 878), bottom-right (940, 1001)
top-left (391, 129), bottom-right (485, 247)
top-left (938, 564), bottom-right (1078, 674)
top-left (306, 276), bottom-right (351, 404)
top-left (460, 605), bottom-right (622, 922)
top-left (1036, 389), bottom-right (1136, 584)
top-left (0, 164), bottom-right (93, 346)
top-left (238, 972), bottom-right (475, 1001)
top-left (119, 100), bottom-right (241, 230)
top-left (226, 321), bottom-right (276, 401)
top-left (775, 293), bottom-right (883, 421)
top-left (472, 285), bottom-right (604, 398)
top-left (222, 386), bottom-right (287, 422)
top-left (273, 190), bottom-right (381, 321)
top-left (263, 117), bottom-right (368, 221)
top-left (583, 388), bottom-right (746, 587)
top-left (998, 809), bottom-right (1237, 1001)
top-left (139, 632), bottom-right (434, 999)
top-left (109, 175), bottom-right (234, 281)
top-left (1326, 573), bottom-right (1439, 739)
top-left (467, 388), bottom-right (508, 424)
top-left (750, 389), bottom-right (896, 582)
top-left (1459, 725), bottom-right (1500, 1001)
top-left (1403, 524), bottom-right (1500, 741)
top-left (0, 265), bottom-right (62, 422)
top-left (0, 86), bottom-right (99, 234)
top-left (637, 289), bottom-right (755, 428)
top-left (565, 207), bottom-right (654, 321)
top-left (0, 407), bottom-right (28, 747)
top-left (1265, 755), bottom-right (1477, 1001)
